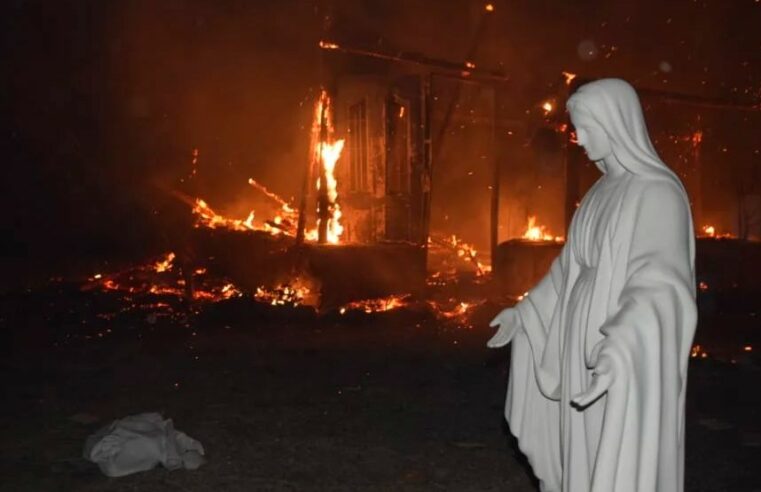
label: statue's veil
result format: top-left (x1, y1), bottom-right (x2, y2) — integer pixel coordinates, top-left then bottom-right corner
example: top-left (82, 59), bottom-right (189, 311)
top-left (566, 78), bottom-right (695, 262)
top-left (567, 78), bottom-right (684, 188)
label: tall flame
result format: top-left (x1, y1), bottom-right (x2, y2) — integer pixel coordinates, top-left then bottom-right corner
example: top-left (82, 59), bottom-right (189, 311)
top-left (310, 90), bottom-right (345, 244)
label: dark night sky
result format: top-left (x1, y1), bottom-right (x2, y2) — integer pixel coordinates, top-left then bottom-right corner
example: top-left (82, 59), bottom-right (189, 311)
top-left (1, 0), bottom-right (759, 279)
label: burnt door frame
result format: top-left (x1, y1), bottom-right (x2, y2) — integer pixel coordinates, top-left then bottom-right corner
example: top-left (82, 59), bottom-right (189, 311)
top-left (385, 75), bottom-right (425, 243)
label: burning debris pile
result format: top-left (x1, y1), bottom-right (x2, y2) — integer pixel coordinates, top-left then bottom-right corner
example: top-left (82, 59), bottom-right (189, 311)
top-left (427, 234), bottom-right (491, 278)
top-left (81, 251), bottom-right (243, 313)
top-left (72, 252), bottom-right (492, 332)
top-left (188, 90), bottom-right (344, 245)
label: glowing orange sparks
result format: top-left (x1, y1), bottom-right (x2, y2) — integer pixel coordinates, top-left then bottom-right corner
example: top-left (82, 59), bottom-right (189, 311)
top-left (541, 100), bottom-right (554, 116)
top-left (562, 71), bottom-right (577, 86)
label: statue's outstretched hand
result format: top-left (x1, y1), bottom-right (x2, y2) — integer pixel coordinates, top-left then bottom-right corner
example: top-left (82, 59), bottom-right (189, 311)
top-left (571, 353), bottom-right (616, 408)
top-left (486, 307), bottom-right (521, 348)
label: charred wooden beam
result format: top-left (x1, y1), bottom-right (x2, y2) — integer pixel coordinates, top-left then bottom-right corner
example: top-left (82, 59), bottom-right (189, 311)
top-left (317, 97), bottom-right (330, 244)
top-left (318, 41), bottom-right (510, 84)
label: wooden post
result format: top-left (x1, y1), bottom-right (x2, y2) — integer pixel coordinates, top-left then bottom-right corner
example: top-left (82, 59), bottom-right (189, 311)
top-left (317, 99), bottom-right (329, 244)
top-left (295, 143), bottom-right (312, 245)
top-left (490, 86), bottom-right (500, 265)
top-left (421, 74), bottom-right (433, 247)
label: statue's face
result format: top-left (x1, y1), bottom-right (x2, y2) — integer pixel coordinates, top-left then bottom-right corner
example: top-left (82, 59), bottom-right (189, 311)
top-left (569, 106), bottom-right (613, 163)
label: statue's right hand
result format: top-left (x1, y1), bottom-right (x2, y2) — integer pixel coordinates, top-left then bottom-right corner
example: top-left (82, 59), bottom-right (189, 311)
top-left (486, 307), bottom-right (521, 348)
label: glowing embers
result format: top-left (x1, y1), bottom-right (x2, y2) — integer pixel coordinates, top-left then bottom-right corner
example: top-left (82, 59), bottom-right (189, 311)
top-left (690, 344), bottom-right (709, 359)
top-left (154, 252), bottom-right (176, 273)
top-left (193, 282), bottom-right (242, 301)
top-left (339, 294), bottom-right (411, 314)
top-left (254, 278), bottom-right (316, 307)
top-left (428, 234), bottom-right (491, 277)
top-left (427, 299), bottom-right (482, 320)
top-left (84, 251), bottom-right (243, 305)
top-left (336, 293), bottom-right (485, 325)
top-left (522, 216), bottom-right (564, 242)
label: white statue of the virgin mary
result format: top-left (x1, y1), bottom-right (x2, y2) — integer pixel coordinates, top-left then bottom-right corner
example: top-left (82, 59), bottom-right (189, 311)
top-left (488, 78), bottom-right (697, 492)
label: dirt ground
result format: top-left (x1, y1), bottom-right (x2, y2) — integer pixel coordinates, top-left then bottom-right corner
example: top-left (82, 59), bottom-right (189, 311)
top-left (1, 283), bottom-right (759, 491)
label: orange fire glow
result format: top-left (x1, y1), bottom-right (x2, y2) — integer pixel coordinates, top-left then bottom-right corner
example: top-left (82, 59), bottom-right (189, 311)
top-left (316, 139), bottom-right (345, 243)
top-left (699, 224), bottom-right (735, 239)
top-left (154, 252), bottom-right (176, 273)
top-left (522, 216), bottom-right (564, 242)
top-left (307, 90), bottom-right (345, 244)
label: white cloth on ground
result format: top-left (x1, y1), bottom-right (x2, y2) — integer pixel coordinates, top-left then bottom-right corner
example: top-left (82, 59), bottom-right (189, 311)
top-left (83, 412), bottom-right (205, 477)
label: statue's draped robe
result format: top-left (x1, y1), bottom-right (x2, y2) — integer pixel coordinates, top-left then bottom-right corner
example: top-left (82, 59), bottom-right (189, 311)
top-left (506, 173), bottom-right (696, 492)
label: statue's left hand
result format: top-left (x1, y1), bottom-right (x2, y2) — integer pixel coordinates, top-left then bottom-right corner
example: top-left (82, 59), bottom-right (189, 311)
top-left (571, 354), bottom-right (616, 408)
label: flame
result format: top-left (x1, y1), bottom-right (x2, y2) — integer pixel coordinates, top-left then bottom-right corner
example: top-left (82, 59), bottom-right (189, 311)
top-left (541, 100), bottom-right (554, 116)
top-left (522, 216), bottom-right (564, 242)
top-left (191, 194), bottom-right (294, 236)
top-left (309, 90), bottom-right (345, 244)
top-left (484, 3), bottom-right (495, 12)
top-left (192, 198), bottom-right (258, 232)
